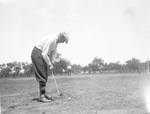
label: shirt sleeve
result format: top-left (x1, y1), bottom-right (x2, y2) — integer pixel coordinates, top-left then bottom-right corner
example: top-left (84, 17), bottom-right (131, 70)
top-left (51, 49), bottom-right (57, 63)
top-left (41, 39), bottom-right (52, 66)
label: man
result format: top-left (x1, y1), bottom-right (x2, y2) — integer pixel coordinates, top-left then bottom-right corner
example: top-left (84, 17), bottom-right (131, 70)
top-left (31, 32), bottom-right (69, 102)
top-left (67, 65), bottom-right (72, 76)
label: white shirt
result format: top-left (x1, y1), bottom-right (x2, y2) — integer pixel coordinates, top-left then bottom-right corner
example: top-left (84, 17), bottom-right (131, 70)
top-left (35, 35), bottom-right (58, 66)
top-left (67, 66), bottom-right (72, 69)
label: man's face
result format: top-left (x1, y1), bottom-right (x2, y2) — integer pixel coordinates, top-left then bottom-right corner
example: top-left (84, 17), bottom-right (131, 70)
top-left (59, 36), bottom-right (65, 43)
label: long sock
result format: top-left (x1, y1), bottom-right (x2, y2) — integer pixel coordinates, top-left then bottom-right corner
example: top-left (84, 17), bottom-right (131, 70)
top-left (39, 81), bottom-right (46, 95)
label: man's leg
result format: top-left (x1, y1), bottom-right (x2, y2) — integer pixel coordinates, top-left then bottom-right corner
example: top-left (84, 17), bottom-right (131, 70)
top-left (39, 81), bottom-right (54, 101)
top-left (70, 69), bottom-right (71, 76)
top-left (39, 81), bottom-right (51, 102)
top-left (39, 81), bottom-right (46, 96)
top-left (31, 47), bottom-right (51, 102)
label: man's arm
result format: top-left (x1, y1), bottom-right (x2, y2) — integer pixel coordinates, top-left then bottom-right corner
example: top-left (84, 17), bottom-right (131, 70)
top-left (51, 49), bottom-right (57, 63)
top-left (41, 41), bottom-right (52, 67)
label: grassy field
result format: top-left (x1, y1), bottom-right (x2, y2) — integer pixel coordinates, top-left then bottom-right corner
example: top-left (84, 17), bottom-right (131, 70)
top-left (1, 73), bottom-right (150, 114)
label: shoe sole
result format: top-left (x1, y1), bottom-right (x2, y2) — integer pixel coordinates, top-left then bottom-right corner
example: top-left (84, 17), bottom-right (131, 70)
top-left (38, 99), bottom-right (51, 103)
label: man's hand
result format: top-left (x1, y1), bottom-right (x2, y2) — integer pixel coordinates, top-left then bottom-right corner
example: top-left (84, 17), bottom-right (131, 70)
top-left (49, 64), bottom-right (53, 70)
top-left (55, 58), bottom-right (61, 62)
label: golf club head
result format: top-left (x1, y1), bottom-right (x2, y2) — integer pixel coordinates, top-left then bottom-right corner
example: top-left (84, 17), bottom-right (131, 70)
top-left (59, 93), bottom-right (63, 96)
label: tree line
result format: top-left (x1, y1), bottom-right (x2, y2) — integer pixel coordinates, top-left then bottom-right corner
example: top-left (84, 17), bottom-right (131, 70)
top-left (0, 57), bottom-right (149, 78)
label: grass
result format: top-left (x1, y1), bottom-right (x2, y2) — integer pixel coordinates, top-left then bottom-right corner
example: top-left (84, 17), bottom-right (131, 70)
top-left (0, 73), bottom-right (150, 114)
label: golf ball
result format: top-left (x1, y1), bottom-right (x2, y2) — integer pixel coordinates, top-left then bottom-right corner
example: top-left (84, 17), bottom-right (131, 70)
top-left (68, 97), bottom-right (71, 100)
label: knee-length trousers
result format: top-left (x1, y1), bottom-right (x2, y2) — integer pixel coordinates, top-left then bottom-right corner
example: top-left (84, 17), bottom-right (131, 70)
top-left (31, 47), bottom-right (48, 83)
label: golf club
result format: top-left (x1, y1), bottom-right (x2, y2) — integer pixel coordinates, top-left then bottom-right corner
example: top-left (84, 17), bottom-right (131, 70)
top-left (51, 70), bottom-right (63, 96)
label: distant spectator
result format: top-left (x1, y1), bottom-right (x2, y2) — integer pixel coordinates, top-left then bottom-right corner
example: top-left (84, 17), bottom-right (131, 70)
top-left (67, 65), bottom-right (72, 76)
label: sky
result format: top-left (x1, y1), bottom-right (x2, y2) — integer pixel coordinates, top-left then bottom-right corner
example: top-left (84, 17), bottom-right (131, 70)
top-left (0, 0), bottom-right (149, 66)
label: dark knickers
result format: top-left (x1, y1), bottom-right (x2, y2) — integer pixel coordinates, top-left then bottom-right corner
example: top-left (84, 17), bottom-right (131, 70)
top-left (31, 47), bottom-right (48, 83)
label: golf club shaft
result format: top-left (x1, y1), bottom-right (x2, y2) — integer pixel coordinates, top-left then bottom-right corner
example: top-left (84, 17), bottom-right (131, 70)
top-left (52, 71), bottom-right (60, 95)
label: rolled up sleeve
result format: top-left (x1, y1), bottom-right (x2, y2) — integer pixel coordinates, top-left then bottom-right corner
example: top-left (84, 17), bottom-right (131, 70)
top-left (41, 40), bottom-right (52, 66)
top-left (51, 49), bottom-right (57, 63)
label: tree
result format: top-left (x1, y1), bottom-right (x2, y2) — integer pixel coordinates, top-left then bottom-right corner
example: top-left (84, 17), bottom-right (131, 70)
top-left (7, 61), bottom-right (23, 77)
top-left (53, 58), bottom-right (68, 75)
top-left (109, 62), bottom-right (124, 73)
top-left (1, 67), bottom-right (11, 77)
top-left (7, 63), bottom-right (15, 69)
top-left (23, 63), bottom-right (34, 76)
top-left (91, 57), bottom-right (104, 74)
top-left (102, 63), bottom-right (110, 73)
top-left (88, 63), bottom-right (97, 73)
top-left (14, 66), bottom-right (21, 76)
top-left (82, 66), bottom-right (90, 73)
top-left (71, 64), bottom-right (82, 74)
top-left (126, 58), bottom-right (141, 73)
